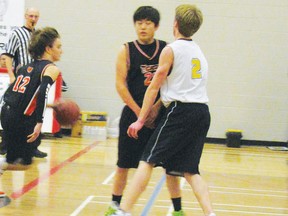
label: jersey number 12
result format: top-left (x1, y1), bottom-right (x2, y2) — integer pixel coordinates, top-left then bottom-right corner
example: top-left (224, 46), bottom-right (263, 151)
top-left (12, 75), bottom-right (30, 93)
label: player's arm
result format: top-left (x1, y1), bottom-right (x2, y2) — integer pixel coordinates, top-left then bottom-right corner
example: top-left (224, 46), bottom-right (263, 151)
top-left (116, 45), bottom-right (141, 116)
top-left (4, 32), bottom-right (19, 83)
top-left (27, 65), bottom-right (60, 143)
top-left (145, 98), bottom-right (163, 128)
top-left (128, 46), bottom-right (174, 138)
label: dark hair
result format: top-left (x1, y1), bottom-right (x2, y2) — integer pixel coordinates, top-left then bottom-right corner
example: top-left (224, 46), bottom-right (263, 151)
top-left (29, 27), bottom-right (60, 59)
top-left (133, 6), bottom-right (160, 26)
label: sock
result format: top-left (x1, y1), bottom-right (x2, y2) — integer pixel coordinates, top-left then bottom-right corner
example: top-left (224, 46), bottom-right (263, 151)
top-left (171, 197), bottom-right (182, 211)
top-left (112, 194), bottom-right (122, 205)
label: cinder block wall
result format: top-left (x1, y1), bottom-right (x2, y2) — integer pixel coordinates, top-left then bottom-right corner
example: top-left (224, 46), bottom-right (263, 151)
top-left (25, 0), bottom-right (288, 142)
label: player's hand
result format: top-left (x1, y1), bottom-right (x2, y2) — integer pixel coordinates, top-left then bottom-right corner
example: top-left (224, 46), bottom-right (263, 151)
top-left (127, 119), bottom-right (144, 139)
top-left (27, 123), bottom-right (42, 143)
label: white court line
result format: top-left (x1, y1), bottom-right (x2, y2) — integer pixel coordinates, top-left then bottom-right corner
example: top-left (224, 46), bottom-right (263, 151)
top-left (89, 200), bottom-right (288, 216)
top-left (102, 171), bottom-right (115, 185)
top-left (210, 190), bottom-right (287, 198)
top-left (208, 185), bottom-right (287, 194)
top-left (180, 186), bottom-right (287, 198)
top-left (70, 195), bottom-right (95, 216)
top-left (166, 178), bottom-right (186, 216)
top-left (159, 200), bottom-right (288, 211)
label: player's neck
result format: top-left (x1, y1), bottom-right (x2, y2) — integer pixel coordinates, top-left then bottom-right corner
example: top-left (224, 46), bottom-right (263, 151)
top-left (137, 38), bottom-right (155, 45)
top-left (38, 55), bottom-right (53, 62)
top-left (174, 31), bottom-right (191, 41)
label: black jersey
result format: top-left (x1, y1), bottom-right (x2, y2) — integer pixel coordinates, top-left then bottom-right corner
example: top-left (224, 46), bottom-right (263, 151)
top-left (126, 39), bottom-right (167, 106)
top-left (3, 60), bottom-right (54, 115)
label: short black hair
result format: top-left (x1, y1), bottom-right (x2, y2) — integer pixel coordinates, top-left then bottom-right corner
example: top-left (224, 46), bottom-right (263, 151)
top-left (133, 6), bottom-right (160, 26)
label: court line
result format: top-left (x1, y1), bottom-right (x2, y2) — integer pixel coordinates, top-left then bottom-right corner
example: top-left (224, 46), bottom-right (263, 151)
top-left (10, 142), bottom-right (99, 199)
top-left (70, 195), bottom-right (95, 216)
top-left (90, 200), bottom-right (288, 216)
top-left (102, 171), bottom-right (115, 185)
top-left (141, 174), bottom-right (166, 216)
top-left (208, 185), bottom-right (288, 194)
top-left (181, 186), bottom-right (288, 198)
top-left (158, 200), bottom-right (288, 211)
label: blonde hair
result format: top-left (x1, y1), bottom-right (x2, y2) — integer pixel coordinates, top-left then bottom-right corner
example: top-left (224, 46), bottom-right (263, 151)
top-left (175, 4), bottom-right (203, 37)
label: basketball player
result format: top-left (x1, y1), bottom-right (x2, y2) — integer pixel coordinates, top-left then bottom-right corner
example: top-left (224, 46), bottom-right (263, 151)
top-left (105, 6), bottom-right (184, 216)
top-left (112, 4), bottom-right (216, 216)
top-left (2, 7), bottom-right (48, 158)
top-left (0, 27), bottom-right (62, 181)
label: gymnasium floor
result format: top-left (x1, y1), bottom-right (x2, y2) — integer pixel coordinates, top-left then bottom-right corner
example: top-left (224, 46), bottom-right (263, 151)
top-left (0, 135), bottom-right (287, 215)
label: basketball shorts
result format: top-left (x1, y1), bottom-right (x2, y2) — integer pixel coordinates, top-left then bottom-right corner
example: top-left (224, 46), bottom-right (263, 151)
top-left (117, 106), bottom-right (155, 169)
top-left (1, 104), bottom-right (36, 165)
top-left (141, 101), bottom-right (211, 176)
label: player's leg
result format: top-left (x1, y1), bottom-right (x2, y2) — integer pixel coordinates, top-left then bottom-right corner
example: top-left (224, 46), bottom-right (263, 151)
top-left (105, 167), bottom-right (129, 216)
top-left (184, 173), bottom-right (215, 216)
top-left (113, 167), bottom-right (129, 198)
top-left (183, 103), bottom-right (215, 216)
top-left (0, 131), bottom-right (7, 155)
top-left (119, 161), bottom-right (154, 213)
top-left (166, 175), bottom-right (184, 215)
top-left (32, 134), bottom-right (47, 158)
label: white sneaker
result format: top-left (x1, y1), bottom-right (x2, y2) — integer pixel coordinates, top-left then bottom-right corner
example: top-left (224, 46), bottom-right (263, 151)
top-left (111, 209), bottom-right (131, 216)
top-left (208, 213), bottom-right (216, 216)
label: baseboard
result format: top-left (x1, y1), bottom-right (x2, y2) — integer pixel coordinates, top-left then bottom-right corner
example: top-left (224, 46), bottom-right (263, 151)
top-left (0, 130), bottom-right (286, 147)
top-left (205, 137), bottom-right (288, 147)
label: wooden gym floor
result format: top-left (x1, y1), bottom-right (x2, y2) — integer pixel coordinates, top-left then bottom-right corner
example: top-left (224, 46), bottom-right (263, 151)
top-left (0, 135), bottom-right (287, 216)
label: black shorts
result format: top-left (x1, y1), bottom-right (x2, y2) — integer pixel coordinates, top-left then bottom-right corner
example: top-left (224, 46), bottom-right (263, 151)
top-left (141, 102), bottom-right (211, 176)
top-left (1, 104), bottom-right (36, 165)
top-left (117, 105), bottom-right (165, 169)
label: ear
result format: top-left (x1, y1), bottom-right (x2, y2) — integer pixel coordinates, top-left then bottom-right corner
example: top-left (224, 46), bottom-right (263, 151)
top-left (174, 20), bottom-right (178, 28)
top-left (155, 24), bottom-right (159, 31)
top-left (45, 45), bottom-right (52, 54)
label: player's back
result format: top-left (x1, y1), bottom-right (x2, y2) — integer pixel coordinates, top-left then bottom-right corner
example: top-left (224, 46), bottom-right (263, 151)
top-left (161, 39), bottom-right (209, 105)
top-left (3, 60), bottom-right (53, 114)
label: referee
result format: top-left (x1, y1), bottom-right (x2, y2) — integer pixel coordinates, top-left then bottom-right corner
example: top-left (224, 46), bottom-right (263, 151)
top-left (2, 7), bottom-right (47, 158)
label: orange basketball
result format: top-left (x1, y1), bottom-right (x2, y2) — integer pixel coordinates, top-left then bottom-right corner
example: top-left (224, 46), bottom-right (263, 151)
top-left (53, 99), bottom-right (80, 126)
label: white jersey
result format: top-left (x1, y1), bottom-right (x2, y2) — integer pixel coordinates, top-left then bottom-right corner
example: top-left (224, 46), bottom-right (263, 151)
top-left (160, 39), bottom-right (209, 106)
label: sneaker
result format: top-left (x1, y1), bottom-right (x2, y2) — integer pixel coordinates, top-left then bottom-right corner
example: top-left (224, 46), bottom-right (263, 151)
top-left (105, 201), bottom-right (119, 216)
top-left (0, 191), bottom-right (6, 198)
top-left (111, 209), bottom-right (131, 216)
top-left (208, 213), bottom-right (216, 216)
top-left (53, 132), bottom-right (63, 138)
top-left (33, 149), bottom-right (47, 158)
top-left (172, 209), bottom-right (185, 216)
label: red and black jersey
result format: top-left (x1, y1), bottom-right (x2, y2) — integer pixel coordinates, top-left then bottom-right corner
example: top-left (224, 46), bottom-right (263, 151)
top-left (126, 39), bottom-right (167, 106)
top-left (3, 60), bottom-right (54, 115)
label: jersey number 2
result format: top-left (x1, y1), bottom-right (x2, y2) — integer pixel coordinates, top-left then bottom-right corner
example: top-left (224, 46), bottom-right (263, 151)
top-left (191, 58), bottom-right (202, 79)
top-left (12, 75), bottom-right (30, 93)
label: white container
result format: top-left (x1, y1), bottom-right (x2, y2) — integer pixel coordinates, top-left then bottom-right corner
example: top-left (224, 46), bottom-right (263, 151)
top-left (95, 126), bottom-right (107, 141)
top-left (107, 127), bottom-right (119, 138)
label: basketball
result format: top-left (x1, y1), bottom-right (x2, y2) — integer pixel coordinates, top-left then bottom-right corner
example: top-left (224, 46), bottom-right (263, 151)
top-left (52, 99), bottom-right (80, 126)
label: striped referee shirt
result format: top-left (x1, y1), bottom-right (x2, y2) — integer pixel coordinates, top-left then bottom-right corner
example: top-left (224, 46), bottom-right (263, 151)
top-left (5, 26), bottom-right (33, 69)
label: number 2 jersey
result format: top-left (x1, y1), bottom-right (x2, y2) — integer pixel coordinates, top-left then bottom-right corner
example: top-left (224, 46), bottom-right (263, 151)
top-left (3, 60), bottom-right (54, 116)
top-left (160, 39), bottom-right (209, 106)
